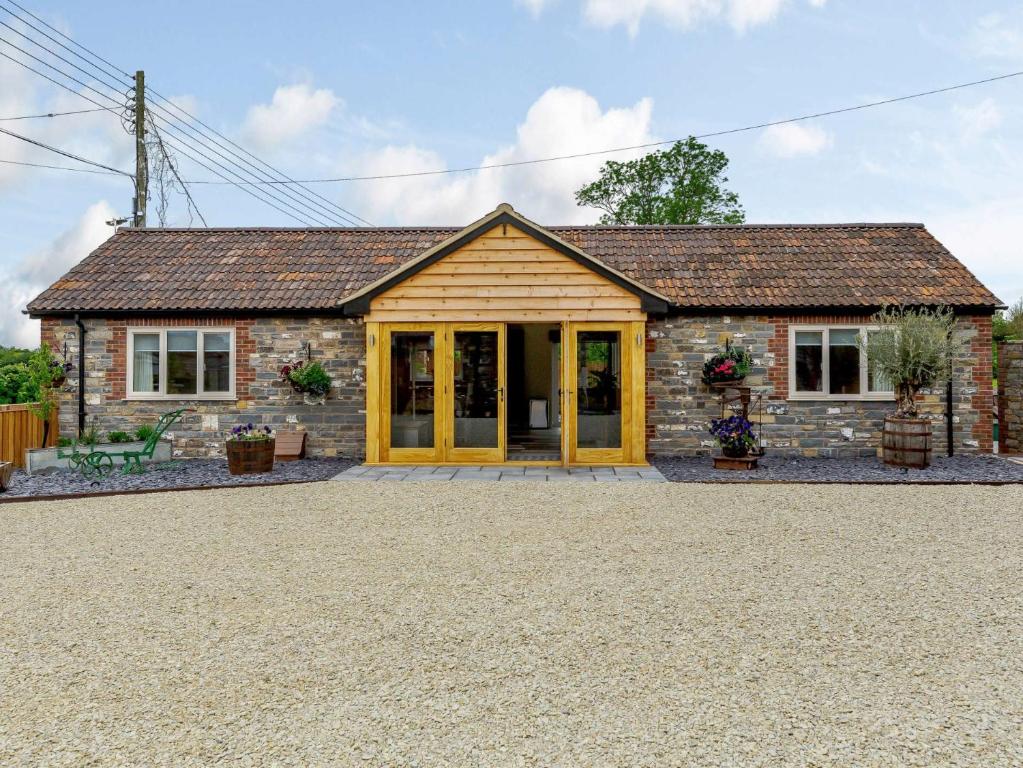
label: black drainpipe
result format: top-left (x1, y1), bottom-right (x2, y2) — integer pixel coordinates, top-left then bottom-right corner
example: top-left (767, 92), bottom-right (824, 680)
top-left (946, 378), bottom-right (954, 457)
top-left (74, 314), bottom-right (86, 438)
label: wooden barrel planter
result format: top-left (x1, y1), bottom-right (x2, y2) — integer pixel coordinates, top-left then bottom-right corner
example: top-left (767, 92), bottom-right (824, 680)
top-left (882, 417), bottom-right (932, 469)
top-left (226, 438), bottom-right (276, 475)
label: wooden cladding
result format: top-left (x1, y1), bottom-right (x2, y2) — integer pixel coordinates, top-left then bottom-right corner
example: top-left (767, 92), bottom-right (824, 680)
top-left (0, 403), bottom-right (59, 468)
top-left (365, 225), bottom-right (644, 323)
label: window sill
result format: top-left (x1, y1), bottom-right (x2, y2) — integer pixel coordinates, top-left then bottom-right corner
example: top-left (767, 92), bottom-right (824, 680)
top-left (126, 394), bottom-right (237, 402)
top-left (787, 393), bottom-right (894, 403)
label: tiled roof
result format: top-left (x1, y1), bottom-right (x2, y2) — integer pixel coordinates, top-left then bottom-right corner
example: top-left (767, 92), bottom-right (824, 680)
top-left (26, 223), bottom-right (1002, 314)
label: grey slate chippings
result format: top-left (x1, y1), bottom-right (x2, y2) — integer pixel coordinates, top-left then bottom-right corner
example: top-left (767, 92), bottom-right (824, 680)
top-left (653, 454), bottom-right (1023, 483)
top-left (0, 458), bottom-right (353, 499)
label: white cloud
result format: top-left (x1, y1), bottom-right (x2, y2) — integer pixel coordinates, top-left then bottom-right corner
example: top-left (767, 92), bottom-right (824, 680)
top-left (353, 86), bottom-right (655, 225)
top-left (954, 98), bottom-right (1002, 142)
top-left (240, 84), bottom-right (340, 150)
top-left (928, 198), bottom-right (1023, 308)
top-left (579, 0), bottom-right (823, 35)
top-left (516, 0), bottom-right (551, 16)
top-left (759, 122), bottom-right (832, 157)
top-left (0, 201), bottom-right (115, 348)
top-left (967, 11), bottom-right (1023, 62)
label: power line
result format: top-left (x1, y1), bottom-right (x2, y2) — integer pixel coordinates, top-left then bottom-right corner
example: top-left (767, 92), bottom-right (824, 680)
top-left (0, 34), bottom-right (126, 110)
top-left (0, 125), bottom-right (134, 177)
top-left (183, 69), bottom-right (1023, 185)
top-left (0, 156), bottom-right (123, 174)
top-left (155, 130), bottom-right (316, 226)
top-left (145, 105), bottom-right (355, 226)
top-left (0, 106), bottom-right (109, 121)
top-left (0, 0), bottom-right (371, 225)
top-left (148, 117), bottom-right (208, 227)
top-left (146, 93), bottom-right (371, 225)
top-left (0, 48), bottom-right (122, 113)
top-left (0, 0), bottom-right (133, 87)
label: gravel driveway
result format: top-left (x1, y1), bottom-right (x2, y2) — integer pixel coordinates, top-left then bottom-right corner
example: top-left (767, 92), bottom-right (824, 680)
top-left (3, 482), bottom-right (1022, 766)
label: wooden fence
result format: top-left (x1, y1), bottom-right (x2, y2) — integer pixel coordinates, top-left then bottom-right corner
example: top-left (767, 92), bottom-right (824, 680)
top-left (0, 403), bottom-right (59, 469)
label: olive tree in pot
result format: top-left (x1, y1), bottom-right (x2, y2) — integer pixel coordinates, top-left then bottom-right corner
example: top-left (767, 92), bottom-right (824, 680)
top-left (860, 305), bottom-right (961, 468)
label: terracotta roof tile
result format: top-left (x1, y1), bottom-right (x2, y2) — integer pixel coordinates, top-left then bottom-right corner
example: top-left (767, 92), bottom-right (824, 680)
top-left (26, 223), bottom-right (1001, 314)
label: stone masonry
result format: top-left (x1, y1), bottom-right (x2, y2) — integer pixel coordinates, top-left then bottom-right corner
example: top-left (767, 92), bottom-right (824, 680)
top-left (42, 316), bottom-right (366, 460)
top-left (646, 314), bottom-right (994, 458)
top-left (40, 312), bottom-right (994, 461)
top-left (997, 341), bottom-right (1023, 454)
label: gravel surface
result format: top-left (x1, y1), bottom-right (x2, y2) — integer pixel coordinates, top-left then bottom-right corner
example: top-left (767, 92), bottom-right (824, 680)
top-left (0, 457), bottom-right (353, 499)
top-left (3, 482), bottom-right (1022, 766)
top-left (654, 453), bottom-right (1023, 483)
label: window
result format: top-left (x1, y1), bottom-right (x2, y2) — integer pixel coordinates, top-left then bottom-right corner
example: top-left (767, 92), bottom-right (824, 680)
top-left (127, 328), bottom-right (235, 399)
top-left (788, 326), bottom-right (893, 401)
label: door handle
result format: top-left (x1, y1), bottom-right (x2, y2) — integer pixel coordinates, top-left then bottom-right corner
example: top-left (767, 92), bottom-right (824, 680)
top-left (498, 387), bottom-right (504, 402)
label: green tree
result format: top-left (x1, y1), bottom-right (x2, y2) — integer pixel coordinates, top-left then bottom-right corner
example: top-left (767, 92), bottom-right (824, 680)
top-left (0, 363), bottom-right (38, 404)
top-left (575, 137), bottom-right (745, 225)
top-left (25, 346), bottom-right (59, 447)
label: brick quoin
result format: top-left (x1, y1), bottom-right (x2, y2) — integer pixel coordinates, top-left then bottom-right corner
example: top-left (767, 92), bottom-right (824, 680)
top-left (103, 317), bottom-right (256, 402)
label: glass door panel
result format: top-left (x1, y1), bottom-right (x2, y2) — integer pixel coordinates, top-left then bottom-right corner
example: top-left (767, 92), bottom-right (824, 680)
top-left (448, 325), bottom-right (504, 463)
top-left (569, 323), bottom-right (628, 464)
top-left (386, 328), bottom-right (440, 461)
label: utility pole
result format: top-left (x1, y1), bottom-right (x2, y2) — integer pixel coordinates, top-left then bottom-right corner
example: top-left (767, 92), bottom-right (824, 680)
top-left (133, 69), bottom-right (148, 227)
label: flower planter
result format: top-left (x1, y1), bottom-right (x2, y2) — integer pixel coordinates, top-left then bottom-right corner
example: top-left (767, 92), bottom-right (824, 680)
top-left (708, 378), bottom-right (746, 389)
top-left (720, 444), bottom-right (749, 459)
top-left (226, 438), bottom-right (275, 475)
top-left (303, 392), bottom-right (327, 406)
top-left (25, 440), bottom-right (172, 476)
top-left (882, 416), bottom-right (932, 469)
top-left (50, 375), bottom-right (66, 388)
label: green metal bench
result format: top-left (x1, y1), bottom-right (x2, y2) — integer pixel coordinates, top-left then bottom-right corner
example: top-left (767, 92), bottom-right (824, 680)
top-left (59, 408), bottom-right (189, 479)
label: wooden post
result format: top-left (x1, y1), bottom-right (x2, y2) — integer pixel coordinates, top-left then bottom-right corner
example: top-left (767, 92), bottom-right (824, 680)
top-left (134, 70), bottom-right (147, 228)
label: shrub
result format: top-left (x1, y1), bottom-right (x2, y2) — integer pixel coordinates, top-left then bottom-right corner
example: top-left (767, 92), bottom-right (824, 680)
top-left (134, 424), bottom-right (156, 442)
top-left (56, 436), bottom-right (74, 447)
top-left (107, 431), bottom-right (132, 443)
top-left (861, 305), bottom-right (962, 418)
top-left (80, 419), bottom-right (101, 446)
top-left (282, 360), bottom-right (332, 397)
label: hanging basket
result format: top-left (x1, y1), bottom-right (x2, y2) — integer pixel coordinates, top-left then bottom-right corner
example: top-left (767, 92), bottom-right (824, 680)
top-left (303, 391), bottom-right (327, 406)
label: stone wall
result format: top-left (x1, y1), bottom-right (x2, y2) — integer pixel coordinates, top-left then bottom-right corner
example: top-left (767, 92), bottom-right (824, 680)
top-left (39, 311), bottom-right (995, 461)
top-left (997, 341), bottom-right (1023, 454)
top-left (646, 314), bottom-right (994, 458)
top-left (41, 315), bottom-right (367, 459)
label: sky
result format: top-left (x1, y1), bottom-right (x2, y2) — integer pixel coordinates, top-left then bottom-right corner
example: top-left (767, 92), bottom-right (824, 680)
top-left (1, 0), bottom-right (1021, 346)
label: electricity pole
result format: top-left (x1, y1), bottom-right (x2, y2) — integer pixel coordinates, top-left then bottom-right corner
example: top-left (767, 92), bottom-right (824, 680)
top-left (133, 69), bottom-right (148, 227)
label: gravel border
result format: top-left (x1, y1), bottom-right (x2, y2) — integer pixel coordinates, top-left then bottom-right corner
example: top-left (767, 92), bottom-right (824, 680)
top-left (652, 453), bottom-right (1023, 483)
top-left (0, 457), bottom-right (354, 500)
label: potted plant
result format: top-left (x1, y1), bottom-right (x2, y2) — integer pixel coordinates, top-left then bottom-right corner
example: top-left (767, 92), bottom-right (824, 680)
top-left (709, 414), bottom-right (757, 458)
top-left (861, 305), bottom-right (961, 469)
top-left (702, 342), bottom-right (752, 387)
top-left (226, 423), bottom-right (276, 475)
top-left (280, 360), bottom-right (332, 405)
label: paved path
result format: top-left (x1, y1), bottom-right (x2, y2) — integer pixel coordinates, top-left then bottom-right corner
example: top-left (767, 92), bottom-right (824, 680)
top-left (333, 464), bottom-right (667, 482)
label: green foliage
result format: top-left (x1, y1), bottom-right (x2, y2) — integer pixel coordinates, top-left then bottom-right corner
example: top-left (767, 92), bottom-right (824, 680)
top-left (80, 419), bottom-right (101, 446)
top-left (861, 306), bottom-right (962, 418)
top-left (575, 137), bottom-right (745, 225)
top-left (25, 346), bottom-right (60, 447)
top-left (107, 431), bottom-right (132, 444)
top-left (287, 361), bottom-right (332, 397)
top-left (57, 436), bottom-right (74, 447)
top-left (0, 345), bottom-right (32, 367)
top-left (0, 362), bottom-right (38, 404)
top-left (993, 298), bottom-right (1023, 342)
top-left (134, 424), bottom-right (156, 442)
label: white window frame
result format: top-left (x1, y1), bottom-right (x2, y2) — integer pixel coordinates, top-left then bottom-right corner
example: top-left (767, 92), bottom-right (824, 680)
top-left (126, 327), bottom-right (236, 401)
top-left (788, 325), bottom-right (893, 402)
